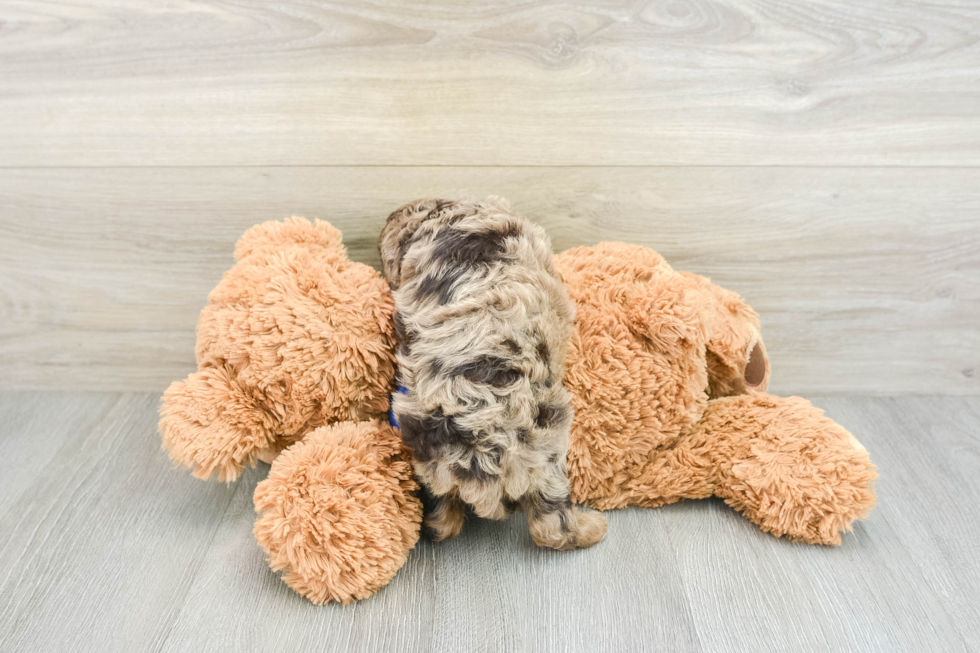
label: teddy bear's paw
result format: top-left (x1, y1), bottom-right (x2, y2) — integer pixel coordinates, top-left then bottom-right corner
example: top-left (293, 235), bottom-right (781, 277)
top-left (713, 395), bottom-right (878, 545)
top-left (159, 367), bottom-right (279, 482)
top-left (253, 420), bottom-right (422, 604)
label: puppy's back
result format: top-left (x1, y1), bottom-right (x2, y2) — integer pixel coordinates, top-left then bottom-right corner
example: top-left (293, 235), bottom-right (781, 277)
top-left (381, 199), bottom-right (575, 511)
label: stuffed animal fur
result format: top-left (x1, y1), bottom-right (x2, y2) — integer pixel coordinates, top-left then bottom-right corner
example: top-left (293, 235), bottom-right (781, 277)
top-left (159, 218), bottom-right (420, 603)
top-left (159, 208), bottom-right (876, 604)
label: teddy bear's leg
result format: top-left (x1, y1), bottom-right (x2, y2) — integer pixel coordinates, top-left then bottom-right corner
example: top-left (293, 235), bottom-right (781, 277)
top-left (159, 366), bottom-right (280, 481)
top-left (253, 420), bottom-right (422, 604)
top-left (692, 394), bottom-right (877, 545)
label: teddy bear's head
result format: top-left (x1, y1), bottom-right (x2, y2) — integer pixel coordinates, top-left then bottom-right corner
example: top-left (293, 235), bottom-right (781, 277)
top-left (554, 243), bottom-right (769, 509)
top-left (160, 217), bottom-right (398, 480)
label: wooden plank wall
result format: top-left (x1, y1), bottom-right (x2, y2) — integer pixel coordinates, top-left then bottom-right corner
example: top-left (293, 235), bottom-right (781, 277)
top-left (1, 0), bottom-right (978, 394)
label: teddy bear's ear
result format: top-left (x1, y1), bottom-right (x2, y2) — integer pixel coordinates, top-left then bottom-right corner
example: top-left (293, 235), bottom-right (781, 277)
top-left (679, 272), bottom-right (770, 397)
top-left (625, 274), bottom-right (709, 353)
top-left (234, 217), bottom-right (346, 262)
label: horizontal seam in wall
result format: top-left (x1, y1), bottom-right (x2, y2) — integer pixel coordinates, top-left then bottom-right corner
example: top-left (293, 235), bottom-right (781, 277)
top-left (1, 164), bottom-right (979, 171)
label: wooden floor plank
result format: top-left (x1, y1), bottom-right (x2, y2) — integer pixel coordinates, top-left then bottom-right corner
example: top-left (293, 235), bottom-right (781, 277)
top-left (439, 508), bottom-right (704, 652)
top-left (665, 495), bottom-right (967, 652)
top-left (2, 166), bottom-right (977, 395)
top-left (819, 397), bottom-right (980, 652)
top-left (2, 395), bottom-right (979, 652)
top-left (629, 396), bottom-right (980, 653)
top-left (161, 469), bottom-right (703, 653)
top-left (0, 392), bottom-right (119, 519)
top-left (0, 393), bottom-right (241, 653)
top-left (159, 465), bottom-right (438, 653)
top-left (156, 396), bottom-right (980, 653)
top-left (0, 0), bottom-right (978, 166)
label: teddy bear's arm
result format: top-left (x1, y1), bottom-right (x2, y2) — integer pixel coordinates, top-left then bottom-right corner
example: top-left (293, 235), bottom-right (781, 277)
top-left (159, 366), bottom-right (279, 481)
top-left (691, 393), bottom-right (877, 545)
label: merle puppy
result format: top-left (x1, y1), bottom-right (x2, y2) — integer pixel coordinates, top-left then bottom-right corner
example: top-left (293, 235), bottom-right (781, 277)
top-left (379, 198), bottom-right (607, 550)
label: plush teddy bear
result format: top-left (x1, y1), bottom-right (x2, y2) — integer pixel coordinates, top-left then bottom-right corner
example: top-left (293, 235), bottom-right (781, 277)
top-left (159, 217), bottom-right (421, 603)
top-left (556, 242), bottom-right (876, 545)
top-left (160, 213), bottom-right (876, 605)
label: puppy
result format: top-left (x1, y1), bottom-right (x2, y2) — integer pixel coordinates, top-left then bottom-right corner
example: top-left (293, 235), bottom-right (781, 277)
top-left (379, 198), bottom-right (607, 550)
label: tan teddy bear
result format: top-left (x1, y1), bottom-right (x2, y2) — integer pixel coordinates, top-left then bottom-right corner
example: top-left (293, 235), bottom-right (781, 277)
top-left (557, 242), bottom-right (876, 544)
top-left (159, 218), bottom-right (420, 603)
top-left (160, 212), bottom-right (876, 604)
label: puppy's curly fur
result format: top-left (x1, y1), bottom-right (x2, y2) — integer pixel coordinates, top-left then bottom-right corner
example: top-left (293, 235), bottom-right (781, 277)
top-left (379, 198), bottom-right (607, 550)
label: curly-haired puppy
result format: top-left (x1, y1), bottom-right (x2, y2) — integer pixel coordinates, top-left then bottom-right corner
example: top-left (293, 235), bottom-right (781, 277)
top-left (379, 197), bottom-right (607, 550)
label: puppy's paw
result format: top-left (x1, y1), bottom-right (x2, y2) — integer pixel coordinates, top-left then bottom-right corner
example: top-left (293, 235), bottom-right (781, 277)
top-left (423, 493), bottom-right (466, 542)
top-left (571, 508), bottom-right (607, 549)
top-left (425, 515), bottom-right (464, 542)
top-left (529, 506), bottom-right (608, 551)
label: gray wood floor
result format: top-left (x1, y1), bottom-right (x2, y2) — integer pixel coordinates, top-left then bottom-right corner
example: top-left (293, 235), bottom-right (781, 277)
top-left (0, 393), bottom-right (977, 652)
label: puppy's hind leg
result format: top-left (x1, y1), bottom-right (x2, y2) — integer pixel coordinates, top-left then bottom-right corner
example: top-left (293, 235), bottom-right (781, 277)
top-left (524, 464), bottom-right (607, 551)
top-left (423, 489), bottom-right (467, 542)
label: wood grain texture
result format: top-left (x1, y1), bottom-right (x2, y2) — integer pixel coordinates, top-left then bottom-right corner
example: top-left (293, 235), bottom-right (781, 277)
top-left (1, 166), bottom-right (977, 394)
top-left (160, 466), bottom-right (440, 653)
top-left (664, 395), bottom-right (980, 653)
top-left (0, 0), bottom-right (978, 166)
top-left (819, 396), bottom-right (980, 652)
top-left (1, 393), bottom-right (979, 652)
top-left (0, 393), bottom-right (242, 653)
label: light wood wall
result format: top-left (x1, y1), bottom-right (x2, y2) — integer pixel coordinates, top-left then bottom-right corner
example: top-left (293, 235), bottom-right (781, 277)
top-left (1, 0), bottom-right (978, 394)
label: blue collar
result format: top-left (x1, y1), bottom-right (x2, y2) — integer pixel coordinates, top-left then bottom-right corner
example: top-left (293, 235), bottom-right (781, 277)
top-left (387, 384), bottom-right (408, 428)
